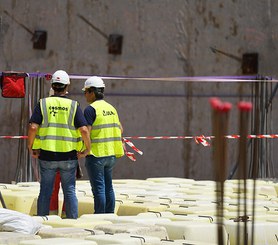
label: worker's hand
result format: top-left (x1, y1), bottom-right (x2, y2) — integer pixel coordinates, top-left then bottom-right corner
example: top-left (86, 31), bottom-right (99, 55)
top-left (29, 149), bottom-right (40, 159)
top-left (77, 149), bottom-right (89, 159)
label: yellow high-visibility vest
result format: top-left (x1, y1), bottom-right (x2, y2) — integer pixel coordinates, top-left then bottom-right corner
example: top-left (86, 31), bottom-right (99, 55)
top-left (32, 97), bottom-right (82, 152)
top-left (89, 100), bottom-right (124, 158)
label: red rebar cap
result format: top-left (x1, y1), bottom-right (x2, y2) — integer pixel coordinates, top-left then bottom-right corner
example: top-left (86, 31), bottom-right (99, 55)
top-left (222, 102), bottom-right (232, 112)
top-left (209, 97), bottom-right (232, 112)
top-left (209, 97), bottom-right (222, 110)
top-left (237, 101), bottom-right (253, 111)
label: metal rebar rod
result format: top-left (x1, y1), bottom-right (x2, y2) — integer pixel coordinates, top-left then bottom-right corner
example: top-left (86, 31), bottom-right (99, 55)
top-left (210, 98), bottom-right (232, 245)
top-left (238, 101), bottom-right (252, 245)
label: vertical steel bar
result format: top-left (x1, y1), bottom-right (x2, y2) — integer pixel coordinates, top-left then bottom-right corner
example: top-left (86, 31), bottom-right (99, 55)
top-left (210, 98), bottom-right (232, 245)
top-left (238, 101), bottom-right (252, 245)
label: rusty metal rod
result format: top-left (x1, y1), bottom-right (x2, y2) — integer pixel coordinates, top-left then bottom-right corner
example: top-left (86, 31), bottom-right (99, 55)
top-left (210, 98), bottom-right (232, 245)
top-left (238, 101), bottom-right (252, 245)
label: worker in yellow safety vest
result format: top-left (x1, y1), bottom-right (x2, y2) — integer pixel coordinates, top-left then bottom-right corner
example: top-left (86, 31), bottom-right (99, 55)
top-left (82, 76), bottom-right (124, 213)
top-left (28, 70), bottom-right (91, 219)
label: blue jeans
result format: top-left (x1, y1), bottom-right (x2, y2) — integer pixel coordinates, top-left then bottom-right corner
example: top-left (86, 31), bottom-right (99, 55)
top-left (37, 159), bottom-right (78, 219)
top-left (85, 155), bottom-right (116, 213)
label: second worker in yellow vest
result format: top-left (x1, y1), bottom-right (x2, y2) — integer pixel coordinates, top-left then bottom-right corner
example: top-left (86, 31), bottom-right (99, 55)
top-left (82, 76), bottom-right (124, 214)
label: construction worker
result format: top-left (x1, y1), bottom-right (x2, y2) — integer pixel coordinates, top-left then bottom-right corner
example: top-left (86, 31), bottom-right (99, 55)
top-left (48, 86), bottom-right (65, 217)
top-left (48, 84), bottom-right (82, 217)
top-left (82, 76), bottom-right (124, 213)
top-left (28, 70), bottom-right (91, 219)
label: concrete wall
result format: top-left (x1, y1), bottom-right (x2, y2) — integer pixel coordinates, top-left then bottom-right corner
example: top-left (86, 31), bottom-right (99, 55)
top-left (0, 0), bottom-right (277, 183)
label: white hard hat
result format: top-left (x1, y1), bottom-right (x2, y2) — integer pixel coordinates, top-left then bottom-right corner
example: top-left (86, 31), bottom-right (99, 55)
top-left (51, 70), bottom-right (70, 85)
top-left (82, 76), bottom-right (105, 91)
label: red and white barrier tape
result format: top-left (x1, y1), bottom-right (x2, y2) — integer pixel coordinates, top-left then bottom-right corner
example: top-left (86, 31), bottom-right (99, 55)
top-left (1, 134), bottom-right (278, 161)
top-left (0, 135), bottom-right (144, 162)
top-left (0, 136), bottom-right (28, 139)
top-left (124, 134), bottom-right (278, 140)
top-left (2, 135), bottom-right (277, 140)
top-left (122, 138), bottom-right (143, 162)
top-left (194, 135), bottom-right (211, 147)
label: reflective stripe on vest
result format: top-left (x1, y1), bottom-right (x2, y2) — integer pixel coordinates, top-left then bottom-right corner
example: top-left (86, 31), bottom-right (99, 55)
top-left (90, 100), bottom-right (124, 158)
top-left (33, 97), bottom-right (82, 152)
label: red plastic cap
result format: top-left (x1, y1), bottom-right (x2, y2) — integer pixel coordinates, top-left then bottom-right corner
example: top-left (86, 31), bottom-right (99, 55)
top-left (45, 74), bottom-right (52, 80)
top-left (238, 101), bottom-right (253, 111)
top-left (222, 102), bottom-right (232, 112)
top-left (209, 97), bottom-right (232, 112)
top-left (209, 97), bottom-right (222, 110)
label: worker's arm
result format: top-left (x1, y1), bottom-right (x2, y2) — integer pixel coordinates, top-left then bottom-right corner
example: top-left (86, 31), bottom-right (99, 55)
top-left (77, 125), bottom-right (91, 158)
top-left (87, 125), bottom-right (92, 132)
top-left (27, 123), bottom-right (40, 158)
